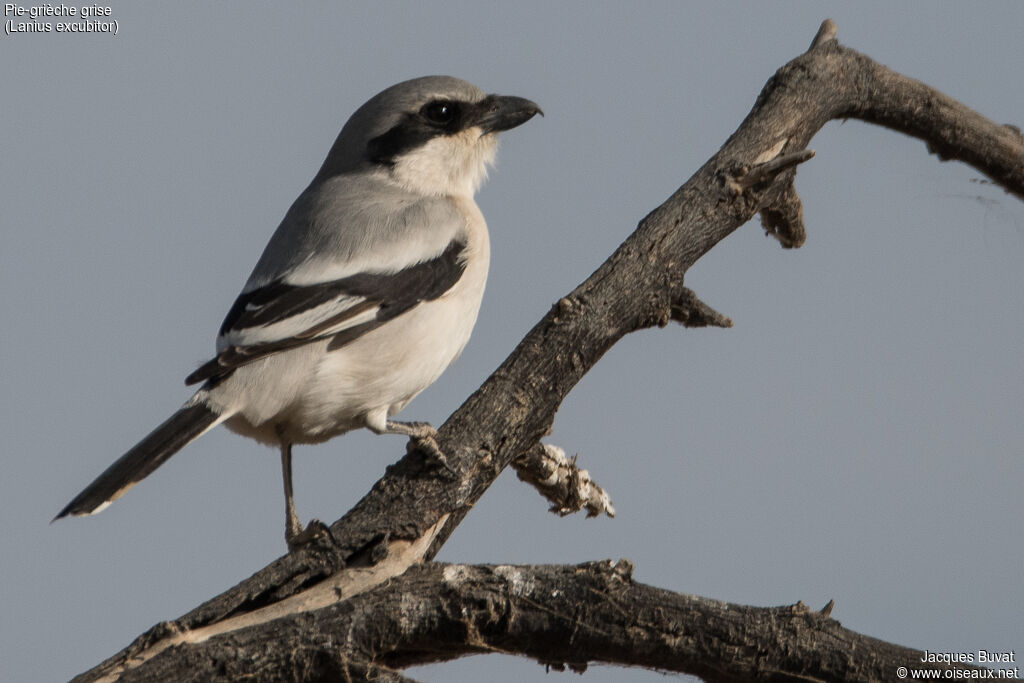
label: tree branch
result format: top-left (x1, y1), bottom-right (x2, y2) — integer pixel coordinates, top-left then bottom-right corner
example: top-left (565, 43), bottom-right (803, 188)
top-left (512, 443), bottom-right (616, 518)
top-left (101, 561), bottom-right (994, 683)
top-left (73, 19), bottom-right (1024, 683)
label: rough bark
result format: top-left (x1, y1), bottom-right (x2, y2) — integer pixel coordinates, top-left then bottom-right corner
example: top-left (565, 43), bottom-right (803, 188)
top-left (73, 19), bottom-right (1023, 683)
top-left (90, 562), bottom-right (996, 683)
top-left (511, 443), bottom-right (618, 518)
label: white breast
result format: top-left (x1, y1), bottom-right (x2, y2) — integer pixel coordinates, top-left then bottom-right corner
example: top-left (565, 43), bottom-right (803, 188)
top-left (213, 195), bottom-right (490, 447)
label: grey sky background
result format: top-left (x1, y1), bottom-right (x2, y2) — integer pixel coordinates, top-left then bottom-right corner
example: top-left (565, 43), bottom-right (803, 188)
top-left (3, 3), bottom-right (1022, 682)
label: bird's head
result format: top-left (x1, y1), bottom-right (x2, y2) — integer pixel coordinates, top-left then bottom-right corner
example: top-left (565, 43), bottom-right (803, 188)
top-left (317, 76), bottom-right (542, 197)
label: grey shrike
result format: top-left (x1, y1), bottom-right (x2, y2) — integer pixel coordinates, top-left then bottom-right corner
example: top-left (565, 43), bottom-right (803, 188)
top-left (55, 76), bottom-right (542, 550)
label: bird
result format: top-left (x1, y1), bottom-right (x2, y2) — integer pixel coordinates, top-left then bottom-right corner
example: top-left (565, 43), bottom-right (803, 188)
top-left (54, 76), bottom-right (542, 550)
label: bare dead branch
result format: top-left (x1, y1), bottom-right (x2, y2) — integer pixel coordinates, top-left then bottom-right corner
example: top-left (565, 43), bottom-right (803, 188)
top-left (831, 49), bottom-right (1024, 200)
top-left (512, 443), bottom-right (616, 517)
top-left (670, 287), bottom-right (734, 328)
top-left (760, 183), bottom-right (807, 248)
top-left (809, 18), bottom-right (838, 51)
top-left (734, 149), bottom-right (816, 190)
top-left (93, 561), bottom-right (995, 683)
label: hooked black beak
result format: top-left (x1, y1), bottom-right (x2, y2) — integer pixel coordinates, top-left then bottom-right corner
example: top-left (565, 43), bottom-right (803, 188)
top-left (472, 94), bottom-right (543, 134)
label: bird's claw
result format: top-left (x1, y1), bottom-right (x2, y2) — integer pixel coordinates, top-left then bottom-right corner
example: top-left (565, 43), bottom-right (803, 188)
top-left (286, 517), bottom-right (331, 552)
top-left (408, 434), bottom-right (457, 476)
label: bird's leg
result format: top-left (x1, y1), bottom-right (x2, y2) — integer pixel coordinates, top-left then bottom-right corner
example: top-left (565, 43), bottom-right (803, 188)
top-left (382, 420), bottom-right (456, 474)
top-left (280, 441), bottom-right (303, 544)
top-left (279, 441), bottom-right (328, 552)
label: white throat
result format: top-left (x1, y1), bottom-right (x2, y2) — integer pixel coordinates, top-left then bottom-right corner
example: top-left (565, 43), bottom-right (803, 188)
top-left (390, 127), bottom-right (498, 197)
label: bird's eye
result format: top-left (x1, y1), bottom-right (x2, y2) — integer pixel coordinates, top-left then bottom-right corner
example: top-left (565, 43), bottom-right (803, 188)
top-left (422, 100), bottom-right (458, 125)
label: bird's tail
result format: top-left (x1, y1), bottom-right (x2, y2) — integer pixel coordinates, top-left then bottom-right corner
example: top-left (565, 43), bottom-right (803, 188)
top-left (53, 397), bottom-right (227, 521)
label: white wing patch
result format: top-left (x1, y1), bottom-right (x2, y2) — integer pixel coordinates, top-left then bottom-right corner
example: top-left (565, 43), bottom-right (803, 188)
top-left (218, 294), bottom-right (379, 352)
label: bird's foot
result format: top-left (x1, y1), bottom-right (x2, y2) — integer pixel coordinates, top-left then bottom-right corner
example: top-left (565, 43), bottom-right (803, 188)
top-left (407, 433), bottom-right (457, 475)
top-left (384, 420), bottom-right (457, 475)
top-left (286, 518), bottom-right (331, 553)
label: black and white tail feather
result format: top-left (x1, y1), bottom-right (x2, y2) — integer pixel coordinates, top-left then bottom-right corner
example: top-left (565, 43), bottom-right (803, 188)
top-left (53, 397), bottom-right (226, 520)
